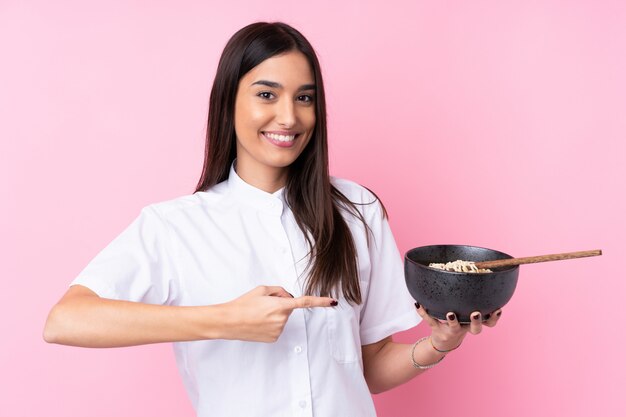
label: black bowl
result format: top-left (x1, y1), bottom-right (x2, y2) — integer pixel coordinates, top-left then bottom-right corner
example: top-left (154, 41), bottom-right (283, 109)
top-left (405, 244), bottom-right (519, 323)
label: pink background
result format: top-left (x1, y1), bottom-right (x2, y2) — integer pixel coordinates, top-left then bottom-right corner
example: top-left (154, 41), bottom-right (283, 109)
top-left (2, 1), bottom-right (624, 416)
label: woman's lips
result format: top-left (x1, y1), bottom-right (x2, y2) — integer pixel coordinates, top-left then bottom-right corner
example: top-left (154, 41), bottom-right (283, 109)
top-left (262, 132), bottom-right (298, 148)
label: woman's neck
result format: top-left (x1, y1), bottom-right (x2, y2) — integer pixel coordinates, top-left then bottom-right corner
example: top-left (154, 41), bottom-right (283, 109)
top-left (234, 161), bottom-right (288, 193)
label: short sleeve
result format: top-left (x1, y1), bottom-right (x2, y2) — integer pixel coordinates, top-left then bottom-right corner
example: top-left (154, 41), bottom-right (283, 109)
top-left (71, 206), bottom-right (179, 305)
top-left (359, 200), bottom-right (421, 345)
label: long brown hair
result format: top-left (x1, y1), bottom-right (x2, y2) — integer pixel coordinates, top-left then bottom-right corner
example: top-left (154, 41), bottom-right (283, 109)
top-left (196, 22), bottom-right (384, 304)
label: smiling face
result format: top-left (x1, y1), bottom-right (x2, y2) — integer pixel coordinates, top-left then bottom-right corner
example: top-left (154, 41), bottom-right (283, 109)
top-left (233, 51), bottom-right (316, 190)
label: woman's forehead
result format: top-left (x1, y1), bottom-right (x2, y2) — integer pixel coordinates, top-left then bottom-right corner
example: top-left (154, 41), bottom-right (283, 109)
top-left (242, 51), bottom-right (314, 88)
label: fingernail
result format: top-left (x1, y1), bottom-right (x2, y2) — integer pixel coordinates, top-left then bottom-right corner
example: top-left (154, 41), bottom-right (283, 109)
top-left (447, 313), bottom-right (456, 321)
top-left (472, 313), bottom-right (481, 320)
top-left (496, 311), bottom-right (502, 317)
top-left (484, 313), bottom-right (491, 320)
top-left (415, 302), bottom-right (421, 309)
top-left (330, 300), bottom-right (338, 306)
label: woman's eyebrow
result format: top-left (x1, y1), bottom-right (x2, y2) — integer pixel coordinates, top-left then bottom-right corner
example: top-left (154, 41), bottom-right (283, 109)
top-left (251, 80), bottom-right (316, 91)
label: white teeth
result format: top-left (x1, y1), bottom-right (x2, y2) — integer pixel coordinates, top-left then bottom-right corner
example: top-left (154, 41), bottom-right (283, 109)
top-left (265, 132), bottom-right (296, 142)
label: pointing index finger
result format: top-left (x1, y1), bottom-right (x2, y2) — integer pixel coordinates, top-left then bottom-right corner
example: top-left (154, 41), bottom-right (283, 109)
top-left (291, 296), bottom-right (338, 309)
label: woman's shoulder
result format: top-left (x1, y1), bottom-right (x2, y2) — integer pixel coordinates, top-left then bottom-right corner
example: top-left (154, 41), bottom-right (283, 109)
top-left (142, 181), bottom-right (230, 219)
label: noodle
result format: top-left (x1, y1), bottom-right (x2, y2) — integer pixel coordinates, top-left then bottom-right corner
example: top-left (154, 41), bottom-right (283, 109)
top-left (428, 260), bottom-right (492, 273)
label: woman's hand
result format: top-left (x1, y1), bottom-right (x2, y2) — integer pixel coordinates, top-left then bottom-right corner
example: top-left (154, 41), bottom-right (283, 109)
top-left (414, 303), bottom-right (503, 351)
top-left (220, 286), bottom-right (337, 343)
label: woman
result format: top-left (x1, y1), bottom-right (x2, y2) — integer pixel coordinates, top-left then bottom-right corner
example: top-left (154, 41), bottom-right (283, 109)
top-left (44, 22), bottom-right (501, 416)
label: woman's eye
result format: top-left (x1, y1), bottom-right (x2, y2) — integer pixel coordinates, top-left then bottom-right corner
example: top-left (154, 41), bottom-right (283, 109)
top-left (298, 95), bottom-right (314, 103)
top-left (258, 92), bottom-right (274, 100)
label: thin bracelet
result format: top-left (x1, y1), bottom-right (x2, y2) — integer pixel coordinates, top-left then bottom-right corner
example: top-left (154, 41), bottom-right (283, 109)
top-left (410, 337), bottom-right (446, 370)
top-left (430, 337), bottom-right (462, 353)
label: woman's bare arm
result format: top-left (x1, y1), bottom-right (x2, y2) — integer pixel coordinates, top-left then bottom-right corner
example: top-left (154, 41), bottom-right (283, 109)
top-left (43, 285), bottom-right (336, 348)
top-left (361, 305), bottom-right (502, 394)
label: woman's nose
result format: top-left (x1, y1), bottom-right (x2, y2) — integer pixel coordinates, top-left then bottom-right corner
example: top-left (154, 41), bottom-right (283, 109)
top-left (276, 99), bottom-right (296, 127)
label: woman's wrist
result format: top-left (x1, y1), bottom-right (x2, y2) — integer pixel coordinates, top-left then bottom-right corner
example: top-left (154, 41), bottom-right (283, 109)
top-left (410, 334), bottom-right (464, 369)
top-left (429, 336), bottom-right (462, 353)
top-left (186, 304), bottom-right (230, 340)
top-left (199, 301), bottom-right (260, 341)
top-left (410, 336), bottom-right (448, 369)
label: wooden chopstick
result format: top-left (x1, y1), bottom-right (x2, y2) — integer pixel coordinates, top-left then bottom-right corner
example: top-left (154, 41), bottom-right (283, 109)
top-left (474, 249), bottom-right (602, 269)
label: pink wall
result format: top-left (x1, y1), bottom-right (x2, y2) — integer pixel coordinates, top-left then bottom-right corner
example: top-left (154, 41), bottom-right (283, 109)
top-left (2, 1), bottom-right (624, 416)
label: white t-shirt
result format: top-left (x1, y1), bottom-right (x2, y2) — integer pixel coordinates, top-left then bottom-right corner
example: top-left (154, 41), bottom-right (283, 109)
top-left (72, 164), bottom-right (421, 417)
